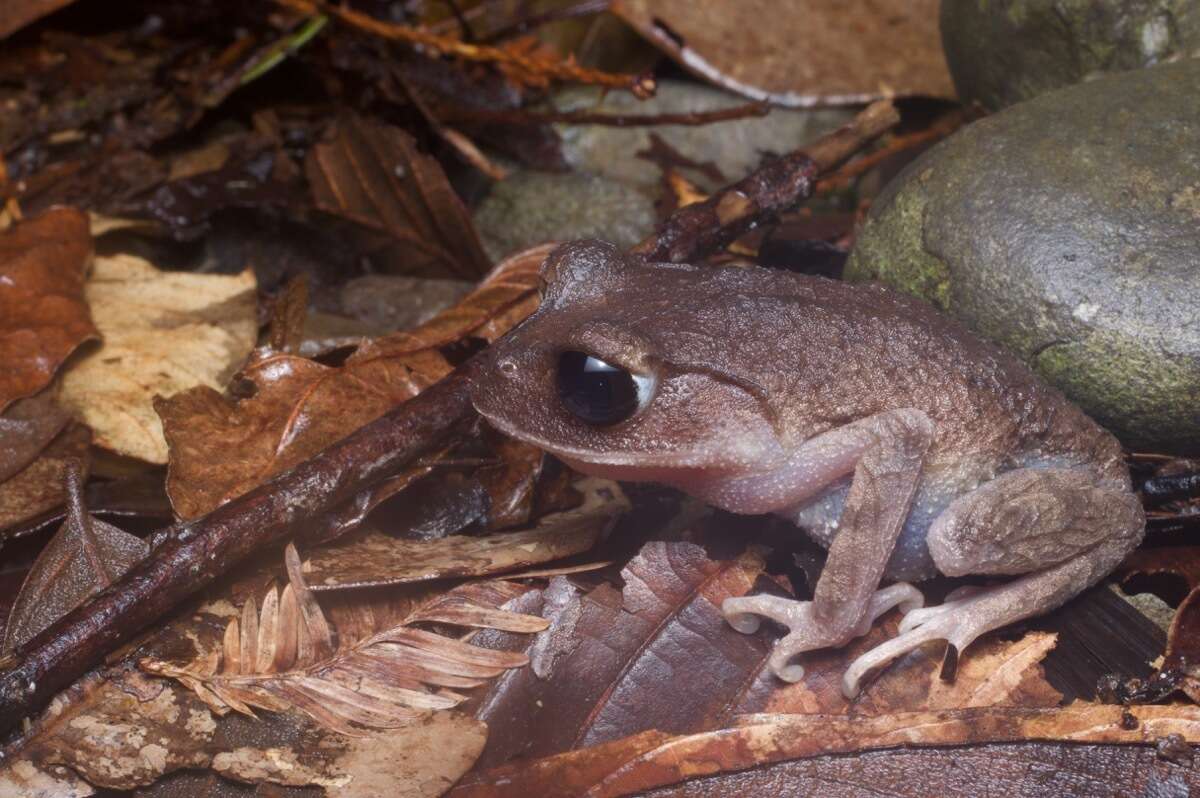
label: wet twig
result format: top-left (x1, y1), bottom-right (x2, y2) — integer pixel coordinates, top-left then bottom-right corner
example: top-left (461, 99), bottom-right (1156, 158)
top-left (439, 101), bottom-right (771, 128)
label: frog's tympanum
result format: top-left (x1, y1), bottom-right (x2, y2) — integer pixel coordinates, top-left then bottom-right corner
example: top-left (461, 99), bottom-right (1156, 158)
top-left (470, 240), bottom-right (1144, 696)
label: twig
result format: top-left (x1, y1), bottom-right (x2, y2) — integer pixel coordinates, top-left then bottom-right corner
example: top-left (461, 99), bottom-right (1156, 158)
top-left (275, 0), bottom-right (655, 98)
top-left (632, 100), bottom-right (899, 263)
top-left (0, 371), bottom-right (474, 739)
top-left (815, 109), bottom-right (969, 194)
top-left (438, 101), bottom-right (771, 128)
top-left (0, 100), bottom-right (899, 739)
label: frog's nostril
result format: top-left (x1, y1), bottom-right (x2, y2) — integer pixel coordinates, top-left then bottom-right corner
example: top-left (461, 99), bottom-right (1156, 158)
top-left (498, 358), bottom-right (518, 376)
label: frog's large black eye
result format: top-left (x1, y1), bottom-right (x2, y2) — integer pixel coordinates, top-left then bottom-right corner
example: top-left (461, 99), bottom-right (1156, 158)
top-left (556, 350), bottom-right (649, 426)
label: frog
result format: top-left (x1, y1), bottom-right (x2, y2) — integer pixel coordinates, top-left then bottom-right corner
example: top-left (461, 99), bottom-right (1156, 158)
top-left (469, 239), bottom-right (1144, 697)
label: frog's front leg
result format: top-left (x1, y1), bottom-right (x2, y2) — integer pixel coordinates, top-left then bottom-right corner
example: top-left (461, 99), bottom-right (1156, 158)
top-left (721, 408), bottom-right (934, 682)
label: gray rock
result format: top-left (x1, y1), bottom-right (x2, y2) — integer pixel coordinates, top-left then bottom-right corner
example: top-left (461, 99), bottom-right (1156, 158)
top-left (845, 60), bottom-right (1200, 454)
top-left (474, 170), bottom-right (656, 262)
top-left (553, 81), bottom-right (854, 192)
top-left (942, 0), bottom-right (1200, 109)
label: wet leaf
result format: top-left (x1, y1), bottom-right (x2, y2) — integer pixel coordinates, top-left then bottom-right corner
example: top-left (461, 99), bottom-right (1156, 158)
top-left (1164, 586), bottom-right (1200, 703)
top-left (3, 463), bottom-right (148, 653)
top-left (453, 705), bottom-right (1200, 797)
top-left (57, 253), bottom-right (257, 464)
top-left (303, 478), bottom-right (628, 591)
top-left (0, 208), bottom-right (97, 412)
top-left (141, 544), bottom-right (548, 735)
top-left (612, 0), bottom-right (954, 106)
top-left (307, 114), bottom-right (491, 279)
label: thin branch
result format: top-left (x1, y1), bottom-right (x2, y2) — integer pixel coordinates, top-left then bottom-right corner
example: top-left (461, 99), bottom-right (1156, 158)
top-left (275, 0), bottom-right (655, 98)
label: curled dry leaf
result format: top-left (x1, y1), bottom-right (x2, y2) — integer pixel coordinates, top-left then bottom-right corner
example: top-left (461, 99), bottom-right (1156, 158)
top-left (452, 705), bottom-right (1200, 798)
top-left (156, 241), bottom-right (549, 521)
top-left (141, 543), bottom-right (549, 736)
top-left (303, 478), bottom-right (629, 591)
top-left (58, 253), bottom-right (257, 464)
top-left (3, 462), bottom-right (148, 653)
top-left (0, 207), bottom-right (97, 412)
top-left (612, 0), bottom-right (954, 107)
top-left (307, 114), bottom-right (492, 280)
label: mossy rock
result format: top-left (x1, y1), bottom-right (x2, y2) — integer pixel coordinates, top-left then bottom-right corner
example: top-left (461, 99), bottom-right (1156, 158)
top-left (846, 60), bottom-right (1200, 454)
top-left (941, 0), bottom-right (1200, 109)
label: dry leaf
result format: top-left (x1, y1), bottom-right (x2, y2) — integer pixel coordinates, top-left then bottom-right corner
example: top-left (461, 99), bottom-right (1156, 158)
top-left (0, 387), bottom-right (70, 483)
top-left (453, 705), bottom-right (1200, 797)
top-left (157, 336), bottom-right (451, 519)
top-left (303, 478), bottom-right (629, 590)
top-left (3, 462), bottom-right (148, 653)
top-left (0, 207), bottom-right (97, 412)
top-left (612, 0), bottom-right (954, 106)
top-left (58, 253), bottom-right (257, 464)
top-left (0, 423), bottom-right (91, 534)
top-left (141, 543), bottom-right (548, 736)
top-left (0, 0), bottom-right (77, 39)
top-left (155, 242), bottom-right (548, 521)
top-left (307, 115), bottom-right (492, 280)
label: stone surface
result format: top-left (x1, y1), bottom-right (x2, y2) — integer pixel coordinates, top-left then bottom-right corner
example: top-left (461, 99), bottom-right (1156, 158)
top-left (941, 0), bottom-right (1200, 109)
top-left (846, 60), bottom-right (1200, 454)
top-left (474, 170), bottom-right (656, 262)
top-left (553, 81), bottom-right (853, 192)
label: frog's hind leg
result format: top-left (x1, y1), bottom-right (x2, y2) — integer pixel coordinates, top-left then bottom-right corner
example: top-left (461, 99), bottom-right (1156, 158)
top-left (842, 467), bottom-right (1143, 698)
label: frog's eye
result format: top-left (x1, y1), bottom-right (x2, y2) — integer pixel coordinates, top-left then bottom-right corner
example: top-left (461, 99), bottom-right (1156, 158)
top-left (556, 350), bottom-right (653, 426)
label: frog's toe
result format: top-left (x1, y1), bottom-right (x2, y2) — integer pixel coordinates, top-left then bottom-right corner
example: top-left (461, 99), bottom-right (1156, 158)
top-left (725, 583), bottom-right (925, 684)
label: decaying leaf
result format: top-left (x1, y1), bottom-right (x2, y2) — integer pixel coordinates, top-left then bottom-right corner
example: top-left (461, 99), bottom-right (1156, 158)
top-left (307, 114), bottom-right (492, 280)
top-left (58, 253), bottom-right (257, 464)
top-left (155, 241), bottom-right (549, 521)
top-left (3, 462), bottom-right (148, 653)
top-left (303, 478), bottom-right (629, 590)
top-left (612, 0), bottom-right (954, 106)
top-left (141, 543), bottom-right (549, 736)
top-left (453, 705), bottom-right (1200, 797)
top-left (0, 207), bottom-right (97, 412)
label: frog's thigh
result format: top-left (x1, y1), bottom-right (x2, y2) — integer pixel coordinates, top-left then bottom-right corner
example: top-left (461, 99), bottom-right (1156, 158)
top-left (926, 467), bottom-right (1142, 578)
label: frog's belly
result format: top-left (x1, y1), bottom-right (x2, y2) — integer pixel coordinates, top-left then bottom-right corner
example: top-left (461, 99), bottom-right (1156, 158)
top-left (783, 479), bottom-right (946, 582)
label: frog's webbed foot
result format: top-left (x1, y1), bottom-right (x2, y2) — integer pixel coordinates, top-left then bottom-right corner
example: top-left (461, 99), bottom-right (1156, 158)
top-left (723, 583), bottom-right (924, 683)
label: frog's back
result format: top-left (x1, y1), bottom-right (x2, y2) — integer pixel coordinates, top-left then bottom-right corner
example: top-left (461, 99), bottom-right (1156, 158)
top-left (626, 262), bottom-right (1127, 485)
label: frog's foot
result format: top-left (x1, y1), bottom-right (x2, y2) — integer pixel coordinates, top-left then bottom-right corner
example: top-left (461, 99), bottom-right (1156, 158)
top-left (723, 583), bottom-right (924, 683)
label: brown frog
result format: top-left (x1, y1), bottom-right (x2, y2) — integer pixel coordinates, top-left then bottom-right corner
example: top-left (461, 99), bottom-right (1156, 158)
top-left (470, 240), bottom-right (1144, 696)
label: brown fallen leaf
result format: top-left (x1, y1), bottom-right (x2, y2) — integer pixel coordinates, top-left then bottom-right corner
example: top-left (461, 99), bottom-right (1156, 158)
top-left (307, 114), bottom-right (492, 280)
top-left (303, 478), bottom-right (629, 591)
top-left (141, 543), bottom-right (548, 736)
top-left (1164, 586), bottom-right (1200, 702)
top-left (0, 388), bottom-right (70, 484)
top-left (452, 704), bottom-right (1200, 797)
top-left (467, 540), bottom-right (774, 770)
top-left (0, 0), bottom-right (78, 39)
top-left (157, 335), bottom-right (452, 520)
top-left (612, 0), bottom-right (954, 107)
top-left (2, 462), bottom-right (148, 653)
top-left (156, 242), bottom-right (549, 521)
top-left (0, 208), bottom-right (97, 412)
top-left (0, 422), bottom-right (91, 535)
top-left (58, 253), bottom-right (257, 464)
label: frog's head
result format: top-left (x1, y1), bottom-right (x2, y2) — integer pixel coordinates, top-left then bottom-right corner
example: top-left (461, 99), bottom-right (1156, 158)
top-left (469, 240), bottom-right (785, 485)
